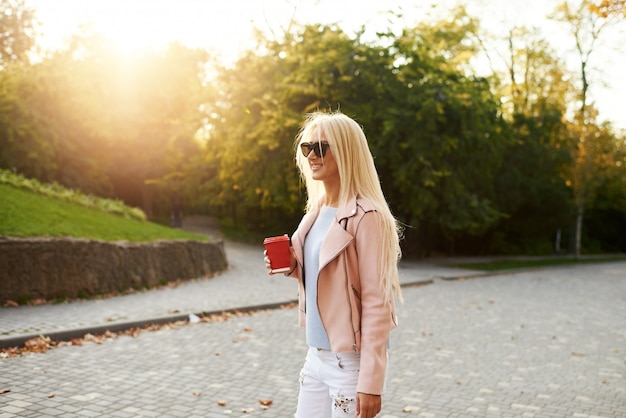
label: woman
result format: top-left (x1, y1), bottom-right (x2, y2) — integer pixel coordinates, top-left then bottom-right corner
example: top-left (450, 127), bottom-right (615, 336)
top-left (265, 111), bottom-right (403, 418)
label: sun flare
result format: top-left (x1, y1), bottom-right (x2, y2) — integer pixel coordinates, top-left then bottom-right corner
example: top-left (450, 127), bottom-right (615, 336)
top-left (25, 0), bottom-right (626, 130)
top-left (87, 3), bottom-right (175, 53)
top-left (29, 0), bottom-right (260, 56)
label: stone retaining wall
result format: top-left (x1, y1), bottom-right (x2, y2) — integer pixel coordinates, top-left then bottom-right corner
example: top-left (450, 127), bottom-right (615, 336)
top-left (0, 237), bottom-right (228, 304)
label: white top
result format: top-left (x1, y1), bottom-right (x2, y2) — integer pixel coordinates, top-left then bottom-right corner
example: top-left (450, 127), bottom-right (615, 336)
top-left (303, 205), bottom-right (338, 350)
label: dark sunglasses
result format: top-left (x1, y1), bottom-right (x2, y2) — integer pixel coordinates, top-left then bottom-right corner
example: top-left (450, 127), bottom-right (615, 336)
top-left (300, 142), bottom-right (330, 158)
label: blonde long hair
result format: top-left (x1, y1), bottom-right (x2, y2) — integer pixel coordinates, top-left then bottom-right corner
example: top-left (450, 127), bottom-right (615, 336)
top-left (294, 111), bottom-right (403, 304)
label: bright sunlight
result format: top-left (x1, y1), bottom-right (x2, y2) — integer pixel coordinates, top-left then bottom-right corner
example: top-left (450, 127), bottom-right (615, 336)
top-left (28, 0), bottom-right (262, 58)
top-left (26, 0), bottom-right (626, 129)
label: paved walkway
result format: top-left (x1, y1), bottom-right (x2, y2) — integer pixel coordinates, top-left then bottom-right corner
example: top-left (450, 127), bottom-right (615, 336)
top-left (0, 239), bottom-right (479, 349)
top-left (1, 216), bottom-right (609, 349)
top-left (1, 218), bottom-right (625, 417)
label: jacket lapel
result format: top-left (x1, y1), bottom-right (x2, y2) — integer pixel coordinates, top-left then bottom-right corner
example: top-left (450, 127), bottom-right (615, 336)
top-left (295, 194), bottom-right (364, 272)
top-left (319, 220), bottom-right (353, 271)
top-left (318, 194), bottom-right (359, 271)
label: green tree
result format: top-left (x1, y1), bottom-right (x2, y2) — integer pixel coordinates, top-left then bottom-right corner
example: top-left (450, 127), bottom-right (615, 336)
top-left (205, 16), bottom-right (509, 254)
top-left (101, 42), bottom-right (210, 212)
top-left (0, 64), bottom-right (52, 179)
top-left (0, 0), bottom-right (35, 67)
top-left (7, 35), bottom-right (116, 196)
top-left (0, 0), bottom-right (42, 178)
top-left (573, 122), bottom-right (626, 251)
top-left (483, 25), bottom-right (574, 253)
top-left (376, 10), bottom-right (507, 255)
top-left (201, 25), bottom-right (367, 231)
top-left (1, 24), bottom-right (211, 217)
top-left (551, 0), bottom-right (625, 257)
top-left (491, 112), bottom-right (572, 254)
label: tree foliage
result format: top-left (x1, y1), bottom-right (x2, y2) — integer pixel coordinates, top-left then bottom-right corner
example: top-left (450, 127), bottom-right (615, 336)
top-left (0, 0), bottom-right (35, 67)
top-left (0, 1), bottom-right (624, 256)
top-left (482, 24), bottom-right (575, 254)
top-left (550, 0), bottom-right (624, 256)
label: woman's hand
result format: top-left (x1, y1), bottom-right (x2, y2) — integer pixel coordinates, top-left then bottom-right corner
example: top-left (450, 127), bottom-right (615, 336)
top-left (263, 250), bottom-right (274, 274)
top-left (356, 392), bottom-right (381, 417)
top-left (264, 248), bottom-right (296, 275)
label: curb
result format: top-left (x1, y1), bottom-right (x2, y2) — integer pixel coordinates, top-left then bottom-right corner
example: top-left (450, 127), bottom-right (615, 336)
top-left (0, 278), bottom-right (438, 350)
top-left (435, 263), bottom-right (590, 281)
top-left (0, 300), bottom-right (298, 350)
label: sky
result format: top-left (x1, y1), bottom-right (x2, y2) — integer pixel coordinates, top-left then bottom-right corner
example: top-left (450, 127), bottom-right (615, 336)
top-left (26, 0), bottom-right (626, 131)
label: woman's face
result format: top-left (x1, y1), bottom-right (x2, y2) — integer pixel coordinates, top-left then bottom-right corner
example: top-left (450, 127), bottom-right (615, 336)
top-left (304, 133), bottom-right (339, 186)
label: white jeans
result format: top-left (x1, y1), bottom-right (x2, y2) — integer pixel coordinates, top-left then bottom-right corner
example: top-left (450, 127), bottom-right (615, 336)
top-left (295, 347), bottom-right (361, 418)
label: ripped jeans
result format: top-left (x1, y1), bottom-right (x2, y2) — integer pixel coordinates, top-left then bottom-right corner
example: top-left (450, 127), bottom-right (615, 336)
top-left (295, 347), bottom-right (361, 418)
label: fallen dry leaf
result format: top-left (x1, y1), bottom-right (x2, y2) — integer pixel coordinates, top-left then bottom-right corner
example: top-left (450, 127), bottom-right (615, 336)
top-left (85, 333), bottom-right (107, 344)
top-left (217, 400), bottom-right (228, 406)
top-left (24, 335), bottom-right (53, 353)
top-left (48, 393), bottom-right (55, 398)
top-left (30, 298), bottom-right (48, 306)
top-left (402, 406), bottom-right (413, 412)
top-left (192, 392), bottom-right (201, 397)
top-left (0, 388), bottom-right (10, 395)
top-left (241, 407), bottom-right (255, 413)
top-left (0, 305), bottom-right (299, 358)
top-left (259, 399), bottom-right (273, 406)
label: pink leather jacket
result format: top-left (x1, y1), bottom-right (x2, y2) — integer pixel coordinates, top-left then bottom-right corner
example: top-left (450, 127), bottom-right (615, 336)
top-left (288, 194), bottom-right (398, 395)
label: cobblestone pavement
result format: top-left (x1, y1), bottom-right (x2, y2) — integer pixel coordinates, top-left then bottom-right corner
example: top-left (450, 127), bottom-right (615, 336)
top-left (1, 261), bottom-right (625, 417)
top-left (0, 238), bottom-right (480, 347)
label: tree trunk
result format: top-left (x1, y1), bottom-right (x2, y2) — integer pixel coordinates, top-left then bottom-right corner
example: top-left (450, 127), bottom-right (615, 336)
top-left (574, 203), bottom-right (584, 259)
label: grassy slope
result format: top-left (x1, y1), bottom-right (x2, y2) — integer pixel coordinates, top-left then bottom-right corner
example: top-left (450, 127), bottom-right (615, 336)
top-left (0, 184), bottom-right (206, 242)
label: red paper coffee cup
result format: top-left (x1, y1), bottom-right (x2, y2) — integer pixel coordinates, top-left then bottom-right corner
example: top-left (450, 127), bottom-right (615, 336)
top-left (263, 235), bottom-right (291, 273)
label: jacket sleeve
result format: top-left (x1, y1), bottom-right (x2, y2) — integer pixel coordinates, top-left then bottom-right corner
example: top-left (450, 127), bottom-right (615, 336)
top-left (354, 210), bottom-right (393, 395)
top-left (285, 228), bottom-right (302, 280)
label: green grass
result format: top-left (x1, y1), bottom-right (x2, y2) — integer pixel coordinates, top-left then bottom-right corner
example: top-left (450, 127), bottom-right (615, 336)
top-left (0, 168), bottom-right (145, 221)
top-left (451, 256), bottom-right (626, 271)
top-left (0, 184), bottom-right (207, 242)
